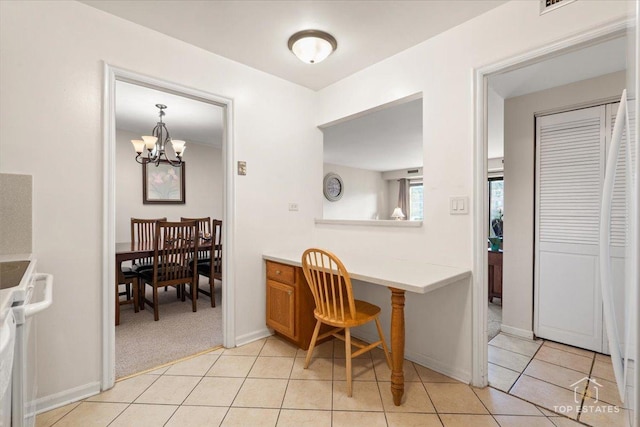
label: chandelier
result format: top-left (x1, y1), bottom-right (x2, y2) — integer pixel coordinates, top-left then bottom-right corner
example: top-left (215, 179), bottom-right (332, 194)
top-left (131, 104), bottom-right (186, 167)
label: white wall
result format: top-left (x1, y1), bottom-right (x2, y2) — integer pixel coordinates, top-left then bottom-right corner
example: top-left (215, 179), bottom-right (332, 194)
top-left (322, 163), bottom-right (388, 220)
top-left (0, 0), bottom-right (319, 407)
top-left (488, 86), bottom-right (505, 160)
top-left (502, 70), bottom-right (626, 335)
top-left (115, 129), bottom-right (223, 242)
top-left (314, 1), bottom-right (631, 381)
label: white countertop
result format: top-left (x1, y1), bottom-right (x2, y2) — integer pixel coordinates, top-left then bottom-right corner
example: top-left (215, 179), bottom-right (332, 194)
top-left (0, 254), bottom-right (34, 324)
top-left (263, 251), bottom-right (471, 294)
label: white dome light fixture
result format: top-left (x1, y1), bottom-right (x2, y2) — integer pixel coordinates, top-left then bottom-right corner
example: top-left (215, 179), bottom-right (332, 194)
top-left (288, 30), bottom-right (337, 64)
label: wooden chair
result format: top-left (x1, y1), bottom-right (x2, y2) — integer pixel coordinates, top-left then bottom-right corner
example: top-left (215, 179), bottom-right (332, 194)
top-left (115, 268), bottom-right (138, 326)
top-left (138, 221), bottom-right (199, 321)
top-left (301, 248), bottom-right (392, 397)
top-left (130, 217), bottom-right (166, 273)
top-left (193, 219), bottom-right (222, 307)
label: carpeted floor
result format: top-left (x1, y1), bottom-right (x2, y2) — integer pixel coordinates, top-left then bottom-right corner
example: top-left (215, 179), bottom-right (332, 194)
top-left (115, 277), bottom-right (223, 379)
top-left (488, 298), bottom-right (502, 341)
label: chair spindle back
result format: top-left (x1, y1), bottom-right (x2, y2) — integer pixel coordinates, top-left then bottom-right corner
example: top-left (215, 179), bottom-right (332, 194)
top-left (131, 217), bottom-right (166, 266)
top-left (181, 217), bottom-right (211, 262)
top-left (301, 248), bottom-right (356, 323)
top-left (153, 221), bottom-right (198, 284)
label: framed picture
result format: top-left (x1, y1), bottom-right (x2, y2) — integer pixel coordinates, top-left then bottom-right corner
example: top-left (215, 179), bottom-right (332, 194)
top-left (142, 160), bottom-right (186, 204)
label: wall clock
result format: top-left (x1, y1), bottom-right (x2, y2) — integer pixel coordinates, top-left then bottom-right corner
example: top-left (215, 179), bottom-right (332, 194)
top-left (323, 172), bottom-right (344, 202)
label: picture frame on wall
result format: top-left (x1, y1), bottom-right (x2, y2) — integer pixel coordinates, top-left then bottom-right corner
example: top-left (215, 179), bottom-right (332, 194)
top-left (142, 160), bottom-right (186, 204)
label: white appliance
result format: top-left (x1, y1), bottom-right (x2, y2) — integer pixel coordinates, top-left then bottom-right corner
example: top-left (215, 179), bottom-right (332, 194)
top-left (0, 259), bottom-right (53, 427)
top-left (600, 90), bottom-right (637, 406)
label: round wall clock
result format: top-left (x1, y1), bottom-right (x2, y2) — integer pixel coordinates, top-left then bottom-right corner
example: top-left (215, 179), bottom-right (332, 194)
top-left (323, 172), bottom-right (344, 202)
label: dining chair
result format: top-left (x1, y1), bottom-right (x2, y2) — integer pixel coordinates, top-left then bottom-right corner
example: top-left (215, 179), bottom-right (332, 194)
top-left (138, 221), bottom-right (199, 321)
top-left (193, 219), bottom-right (222, 307)
top-left (115, 268), bottom-right (138, 326)
top-left (130, 217), bottom-right (167, 273)
top-left (301, 248), bottom-right (392, 397)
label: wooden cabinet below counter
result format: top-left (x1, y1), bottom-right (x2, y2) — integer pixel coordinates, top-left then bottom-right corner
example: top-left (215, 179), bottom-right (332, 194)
top-left (266, 260), bottom-right (325, 350)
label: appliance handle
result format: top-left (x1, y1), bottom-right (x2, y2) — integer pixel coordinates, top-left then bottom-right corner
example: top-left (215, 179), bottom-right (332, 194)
top-left (599, 89), bottom-right (627, 400)
top-left (23, 273), bottom-right (53, 318)
top-left (0, 309), bottom-right (16, 397)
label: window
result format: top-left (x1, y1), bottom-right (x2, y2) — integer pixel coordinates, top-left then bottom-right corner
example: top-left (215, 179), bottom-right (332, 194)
top-left (488, 178), bottom-right (503, 237)
top-left (409, 180), bottom-right (423, 221)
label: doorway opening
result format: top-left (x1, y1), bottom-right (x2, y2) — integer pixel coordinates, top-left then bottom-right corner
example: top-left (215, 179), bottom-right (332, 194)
top-left (474, 20), bottom-right (636, 423)
top-left (102, 66), bottom-right (236, 390)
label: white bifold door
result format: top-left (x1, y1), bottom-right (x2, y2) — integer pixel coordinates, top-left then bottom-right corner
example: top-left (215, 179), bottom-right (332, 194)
top-left (535, 101), bottom-right (635, 353)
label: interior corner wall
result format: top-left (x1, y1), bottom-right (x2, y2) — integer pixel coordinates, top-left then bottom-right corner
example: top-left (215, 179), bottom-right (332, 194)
top-left (322, 163), bottom-right (388, 220)
top-left (313, 1), bottom-right (630, 383)
top-left (115, 129), bottom-right (223, 242)
top-left (502, 70), bottom-right (626, 335)
top-left (0, 0), bottom-right (320, 405)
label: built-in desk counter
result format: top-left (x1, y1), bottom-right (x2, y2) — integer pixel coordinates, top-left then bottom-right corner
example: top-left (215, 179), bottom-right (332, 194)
top-left (262, 251), bottom-right (471, 406)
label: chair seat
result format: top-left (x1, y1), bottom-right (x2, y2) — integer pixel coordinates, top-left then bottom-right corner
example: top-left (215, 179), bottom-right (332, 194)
top-left (131, 263), bottom-right (154, 273)
top-left (138, 264), bottom-right (186, 283)
top-left (196, 259), bottom-right (221, 276)
top-left (120, 266), bottom-right (138, 279)
top-left (314, 299), bottom-right (381, 328)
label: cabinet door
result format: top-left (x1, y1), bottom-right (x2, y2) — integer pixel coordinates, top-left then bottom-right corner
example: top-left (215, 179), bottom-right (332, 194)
top-left (266, 280), bottom-right (296, 339)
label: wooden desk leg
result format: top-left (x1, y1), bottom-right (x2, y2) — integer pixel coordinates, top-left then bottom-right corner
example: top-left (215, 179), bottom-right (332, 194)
top-left (389, 287), bottom-right (405, 406)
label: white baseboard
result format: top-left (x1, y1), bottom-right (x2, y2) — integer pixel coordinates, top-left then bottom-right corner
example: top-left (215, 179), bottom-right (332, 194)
top-left (235, 328), bottom-right (272, 347)
top-left (351, 331), bottom-right (471, 384)
top-left (500, 324), bottom-right (534, 340)
top-left (35, 381), bottom-right (101, 415)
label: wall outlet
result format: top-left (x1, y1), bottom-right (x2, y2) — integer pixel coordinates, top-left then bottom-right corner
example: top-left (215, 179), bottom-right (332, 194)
top-left (449, 196), bottom-right (469, 215)
top-left (288, 203), bottom-right (299, 211)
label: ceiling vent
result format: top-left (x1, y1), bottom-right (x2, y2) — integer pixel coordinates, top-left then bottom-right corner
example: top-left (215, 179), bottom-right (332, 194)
top-left (540, 0), bottom-right (576, 15)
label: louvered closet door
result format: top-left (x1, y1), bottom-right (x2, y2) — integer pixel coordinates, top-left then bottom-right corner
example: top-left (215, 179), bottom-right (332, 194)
top-left (602, 101), bottom-right (636, 355)
top-left (534, 105), bottom-right (605, 352)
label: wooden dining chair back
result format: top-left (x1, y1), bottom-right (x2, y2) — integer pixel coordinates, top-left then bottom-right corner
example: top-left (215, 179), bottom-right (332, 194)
top-left (130, 217), bottom-right (166, 270)
top-left (301, 248), bottom-right (392, 397)
top-left (194, 219), bottom-right (222, 307)
top-left (180, 217), bottom-right (211, 265)
top-left (211, 219), bottom-right (222, 281)
top-left (139, 221), bottom-right (199, 320)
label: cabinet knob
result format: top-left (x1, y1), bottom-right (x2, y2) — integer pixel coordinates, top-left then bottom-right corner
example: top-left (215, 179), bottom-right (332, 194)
top-left (287, 290), bottom-right (292, 296)
top-left (275, 270), bottom-right (281, 275)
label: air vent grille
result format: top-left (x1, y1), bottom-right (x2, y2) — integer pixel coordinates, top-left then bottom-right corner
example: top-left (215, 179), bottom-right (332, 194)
top-left (540, 0), bottom-right (576, 15)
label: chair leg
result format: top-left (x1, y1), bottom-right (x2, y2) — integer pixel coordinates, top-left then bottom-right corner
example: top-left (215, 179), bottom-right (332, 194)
top-left (115, 282), bottom-right (120, 326)
top-left (191, 281), bottom-right (197, 312)
top-left (210, 278), bottom-right (215, 308)
top-left (132, 279), bottom-right (139, 314)
top-left (375, 317), bottom-right (393, 369)
top-left (345, 327), bottom-right (352, 397)
top-left (304, 320), bottom-right (323, 369)
top-left (125, 283), bottom-right (131, 300)
top-left (153, 285), bottom-right (159, 321)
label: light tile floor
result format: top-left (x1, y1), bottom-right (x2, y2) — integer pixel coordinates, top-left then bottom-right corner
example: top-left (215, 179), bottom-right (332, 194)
top-left (489, 332), bottom-right (632, 427)
top-left (38, 334), bottom-right (628, 426)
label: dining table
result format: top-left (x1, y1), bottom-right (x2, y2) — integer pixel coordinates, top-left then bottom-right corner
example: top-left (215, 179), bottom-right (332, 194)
top-left (115, 239), bottom-right (219, 309)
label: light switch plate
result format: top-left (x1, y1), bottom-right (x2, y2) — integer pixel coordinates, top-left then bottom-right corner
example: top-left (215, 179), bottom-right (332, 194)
top-left (449, 196), bottom-right (469, 215)
top-left (237, 161), bottom-right (247, 176)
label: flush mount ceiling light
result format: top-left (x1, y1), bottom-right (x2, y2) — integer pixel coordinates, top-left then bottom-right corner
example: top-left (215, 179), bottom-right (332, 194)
top-left (288, 30), bottom-right (337, 64)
